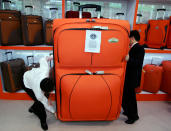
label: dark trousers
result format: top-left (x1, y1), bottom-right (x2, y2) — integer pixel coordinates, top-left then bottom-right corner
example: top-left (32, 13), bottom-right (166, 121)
top-left (23, 87), bottom-right (47, 123)
top-left (122, 85), bottom-right (139, 120)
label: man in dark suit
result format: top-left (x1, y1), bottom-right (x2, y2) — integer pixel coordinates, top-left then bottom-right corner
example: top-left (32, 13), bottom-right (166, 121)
top-left (122, 30), bottom-right (145, 124)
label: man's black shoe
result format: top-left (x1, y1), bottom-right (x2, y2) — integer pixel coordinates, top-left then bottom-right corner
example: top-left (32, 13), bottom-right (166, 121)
top-left (125, 117), bottom-right (139, 124)
top-left (28, 107), bottom-right (34, 113)
top-left (41, 121), bottom-right (48, 130)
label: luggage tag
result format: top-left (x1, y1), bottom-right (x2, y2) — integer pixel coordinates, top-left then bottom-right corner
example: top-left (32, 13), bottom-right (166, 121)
top-left (85, 30), bottom-right (101, 53)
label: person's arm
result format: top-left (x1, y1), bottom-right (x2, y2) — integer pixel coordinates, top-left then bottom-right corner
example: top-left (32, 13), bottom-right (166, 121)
top-left (33, 88), bottom-right (55, 113)
top-left (127, 46), bottom-right (145, 69)
top-left (39, 56), bottom-right (53, 70)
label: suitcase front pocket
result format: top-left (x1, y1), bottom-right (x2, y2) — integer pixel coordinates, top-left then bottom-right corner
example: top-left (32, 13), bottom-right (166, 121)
top-left (59, 73), bottom-right (121, 121)
top-left (27, 23), bottom-right (43, 44)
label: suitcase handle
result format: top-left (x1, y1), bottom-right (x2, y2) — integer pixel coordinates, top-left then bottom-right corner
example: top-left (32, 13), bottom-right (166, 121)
top-left (73, 2), bottom-right (80, 6)
top-left (5, 51), bottom-right (13, 61)
top-left (27, 55), bottom-right (34, 65)
top-left (50, 8), bottom-right (58, 10)
top-left (137, 14), bottom-right (143, 24)
top-left (79, 4), bottom-right (101, 18)
top-left (2, 0), bottom-right (11, 3)
top-left (137, 14), bottom-right (142, 17)
top-left (25, 5), bottom-right (33, 8)
top-left (156, 8), bottom-right (166, 20)
top-left (157, 9), bottom-right (166, 12)
top-left (116, 13), bottom-right (124, 16)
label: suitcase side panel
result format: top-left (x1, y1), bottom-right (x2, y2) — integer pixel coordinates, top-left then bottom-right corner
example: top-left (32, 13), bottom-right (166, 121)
top-left (1, 62), bottom-right (12, 92)
top-left (166, 17), bottom-right (171, 48)
top-left (45, 20), bottom-right (53, 45)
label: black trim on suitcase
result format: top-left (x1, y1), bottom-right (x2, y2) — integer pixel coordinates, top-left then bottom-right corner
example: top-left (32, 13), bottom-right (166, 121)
top-left (146, 24), bottom-right (150, 41)
top-left (163, 25), bottom-right (168, 43)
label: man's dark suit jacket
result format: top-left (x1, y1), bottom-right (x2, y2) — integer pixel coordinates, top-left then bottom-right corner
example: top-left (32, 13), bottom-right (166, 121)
top-left (124, 43), bottom-right (145, 88)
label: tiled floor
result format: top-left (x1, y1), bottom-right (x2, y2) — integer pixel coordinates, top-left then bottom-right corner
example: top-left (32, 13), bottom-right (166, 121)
top-left (0, 100), bottom-right (170, 131)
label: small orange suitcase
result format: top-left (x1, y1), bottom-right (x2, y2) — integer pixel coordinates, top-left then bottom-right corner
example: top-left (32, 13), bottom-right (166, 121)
top-left (143, 64), bottom-right (163, 93)
top-left (160, 61), bottom-right (171, 94)
top-left (134, 14), bottom-right (147, 46)
top-left (166, 16), bottom-right (171, 49)
top-left (135, 69), bottom-right (145, 93)
top-left (146, 9), bottom-right (170, 49)
top-left (53, 4), bottom-right (130, 121)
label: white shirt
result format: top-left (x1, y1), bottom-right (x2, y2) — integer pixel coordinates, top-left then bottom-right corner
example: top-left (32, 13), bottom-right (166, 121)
top-left (131, 42), bottom-right (138, 48)
top-left (23, 57), bottom-right (55, 113)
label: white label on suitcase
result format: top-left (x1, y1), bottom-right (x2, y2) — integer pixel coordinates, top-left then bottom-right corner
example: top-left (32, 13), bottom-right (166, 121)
top-left (85, 30), bottom-right (101, 53)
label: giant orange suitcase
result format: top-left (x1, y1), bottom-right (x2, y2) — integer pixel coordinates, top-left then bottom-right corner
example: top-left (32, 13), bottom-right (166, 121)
top-left (146, 9), bottom-right (170, 49)
top-left (160, 61), bottom-right (171, 94)
top-left (53, 4), bottom-right (130, 121)
top-left (143, 64), bottom-right (163, 93)
top-left (166, 16), bottom-right (171, 49)
top-left (134, 14), bottom-right (147, 46)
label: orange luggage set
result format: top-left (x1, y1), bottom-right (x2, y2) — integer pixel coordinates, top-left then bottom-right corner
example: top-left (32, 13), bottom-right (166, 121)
top-left (53, 5), bottom-right (130, 121)
top-left (137, 60), bottom-right (171, 94)
top-left (135, 9), bottom-right (171, 49)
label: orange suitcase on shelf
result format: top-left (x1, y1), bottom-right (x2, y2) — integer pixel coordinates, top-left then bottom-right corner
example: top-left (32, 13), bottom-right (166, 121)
top-left (166, 16), bottom-right (171, 49)
top-left (53, 4), bottom-right (130, 121)
top-left (143, 64), bottom-right (163, 93)
top-left (160, 61), bottom-right (171, 94)
top-left (135, 69), bottom-right (145, 93)
top-left (146, 9), bottom-right (170, 49)
top-left (134, 14), bottom-right (147, 46)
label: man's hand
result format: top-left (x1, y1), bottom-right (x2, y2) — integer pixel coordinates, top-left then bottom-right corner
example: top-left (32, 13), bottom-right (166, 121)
top-left (54, 112), bottom-right (58, 119)
top-left (125, 54), bottom-right (129, 62)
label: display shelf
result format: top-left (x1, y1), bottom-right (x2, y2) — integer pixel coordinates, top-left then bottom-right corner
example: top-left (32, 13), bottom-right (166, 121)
top-left (0, 45), bottom-right (53, 50)
top-left (145, 48), bottom-right (171, 53)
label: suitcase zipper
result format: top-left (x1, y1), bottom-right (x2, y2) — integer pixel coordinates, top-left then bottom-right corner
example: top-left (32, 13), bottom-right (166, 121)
top-left (59, 72), bottom-right (120, 118)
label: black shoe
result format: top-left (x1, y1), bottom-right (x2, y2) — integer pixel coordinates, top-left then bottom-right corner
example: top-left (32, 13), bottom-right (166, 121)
top-left (125, 117), bottom-right (139, 124)
top-left (28, 107), bottom-right (34, 113)
top-left (41, 121), bottom-right (48, 130)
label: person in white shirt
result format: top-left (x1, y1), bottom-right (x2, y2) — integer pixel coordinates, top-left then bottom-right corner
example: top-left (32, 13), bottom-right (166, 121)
top-left (23, 56), bottom-right (56, 130)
